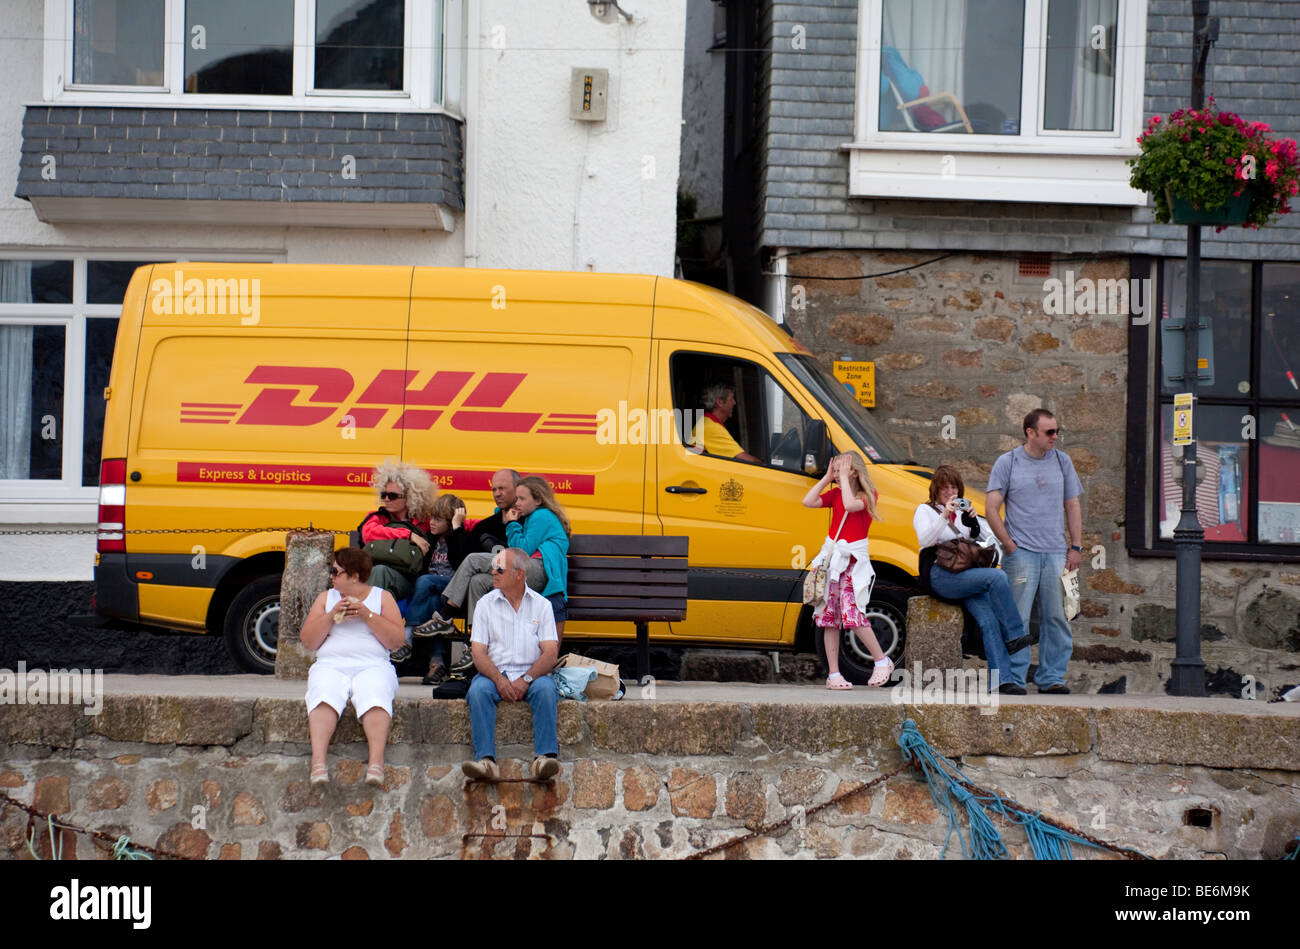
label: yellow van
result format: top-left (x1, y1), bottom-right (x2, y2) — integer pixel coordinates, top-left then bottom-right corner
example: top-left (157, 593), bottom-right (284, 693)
top-left (93, 264), bottom-right (946, 680)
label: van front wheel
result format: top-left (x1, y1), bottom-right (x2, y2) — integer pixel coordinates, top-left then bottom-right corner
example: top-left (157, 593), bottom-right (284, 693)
top-left (815, 582), bottom-right (910, 686)
top-left (224, 575), bottom-right (281, 674)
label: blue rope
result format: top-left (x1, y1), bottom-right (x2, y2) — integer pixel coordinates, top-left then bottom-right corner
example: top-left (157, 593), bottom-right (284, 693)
top-left (26, 815), bottom-right (63, 860)
top-left (112, 835), bottom-right (153, 860)
top-left (1284, 836), bottom-right (1299, 860)
top-left (898, 718), bottom-right (1140, 860)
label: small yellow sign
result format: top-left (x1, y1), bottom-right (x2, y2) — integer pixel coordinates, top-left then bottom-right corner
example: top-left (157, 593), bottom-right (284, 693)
top-left (833, 361), bottom-right (875, 408)
top-left (1173, 392), bottom-right (1193, 447)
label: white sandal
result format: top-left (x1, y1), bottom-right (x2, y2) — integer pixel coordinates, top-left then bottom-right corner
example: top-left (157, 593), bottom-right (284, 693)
top-left (826, 672), bottom-right (853, 691)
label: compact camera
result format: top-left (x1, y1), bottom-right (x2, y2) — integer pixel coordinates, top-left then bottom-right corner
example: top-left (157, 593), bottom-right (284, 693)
top-left (954, 497), bottom-right (973, 512)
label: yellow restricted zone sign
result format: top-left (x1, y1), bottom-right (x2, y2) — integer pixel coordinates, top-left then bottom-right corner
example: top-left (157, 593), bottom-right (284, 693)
top-left (1173, 392), bottom-right (1193, 447)
top-left (833, 360), bottom-right (875, 408)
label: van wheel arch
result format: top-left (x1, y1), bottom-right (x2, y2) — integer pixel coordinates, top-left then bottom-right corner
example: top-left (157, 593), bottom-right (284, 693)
top-left (208, 554), bottom-right (285, 675)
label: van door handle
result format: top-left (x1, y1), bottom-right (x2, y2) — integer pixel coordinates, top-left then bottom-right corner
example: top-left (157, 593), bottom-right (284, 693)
top-left (665, 485), bottom-right (707, 495)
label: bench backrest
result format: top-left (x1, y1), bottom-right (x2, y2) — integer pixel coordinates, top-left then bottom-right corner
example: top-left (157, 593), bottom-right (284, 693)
top-left (565, 534), bottom-right (688, 622)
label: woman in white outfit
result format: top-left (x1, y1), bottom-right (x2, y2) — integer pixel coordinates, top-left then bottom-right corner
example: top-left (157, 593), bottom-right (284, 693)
top-left (802, 452), bottom-right (892, 689)
top-left (300, 548), bottom-right (407, 787)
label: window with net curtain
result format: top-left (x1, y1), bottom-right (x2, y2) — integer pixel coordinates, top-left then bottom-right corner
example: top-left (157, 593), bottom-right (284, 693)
top-left (72, 0), bottom-right (165, 86)
top-left (878, 0), bottom-right (1117, 135)
top-left (0, 262), bottom-right (71, 481)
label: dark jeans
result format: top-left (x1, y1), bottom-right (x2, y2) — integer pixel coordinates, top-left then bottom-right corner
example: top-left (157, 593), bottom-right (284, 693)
top-left (928, 565), bottom-right (1030, 689)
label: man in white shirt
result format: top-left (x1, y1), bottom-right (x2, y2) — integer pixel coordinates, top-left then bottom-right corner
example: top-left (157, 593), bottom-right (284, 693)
top-left (462, 547), bottom-right (562, 782)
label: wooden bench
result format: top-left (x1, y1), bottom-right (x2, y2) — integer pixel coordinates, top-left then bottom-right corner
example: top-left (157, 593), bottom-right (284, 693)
top-left (350, 529), bottom-right (689, 682)
top-left (565, 534), bottom-right (689, 683)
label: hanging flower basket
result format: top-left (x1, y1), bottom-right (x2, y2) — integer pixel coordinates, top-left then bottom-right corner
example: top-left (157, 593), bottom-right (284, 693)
top-left (1164, 188), bottom-right (1251, 226)
top-left (1129, 99), bottom-right (1300, 231)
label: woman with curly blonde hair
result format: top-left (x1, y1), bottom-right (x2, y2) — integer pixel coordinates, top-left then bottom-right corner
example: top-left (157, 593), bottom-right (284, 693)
top-left (358, 460), bottom-right (435, 610)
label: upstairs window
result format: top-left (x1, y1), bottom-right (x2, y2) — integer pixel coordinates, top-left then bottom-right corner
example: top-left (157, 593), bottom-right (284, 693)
top-left (57, 0), bottom-right (439, 108)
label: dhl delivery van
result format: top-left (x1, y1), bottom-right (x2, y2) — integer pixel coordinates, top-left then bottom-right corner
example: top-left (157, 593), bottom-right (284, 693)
top-left (93, 264), bottom-right (951, 681)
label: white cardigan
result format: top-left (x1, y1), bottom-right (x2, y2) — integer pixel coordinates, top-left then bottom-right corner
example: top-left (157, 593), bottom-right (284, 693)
top-left (809, 534), bottom-right (875, 612)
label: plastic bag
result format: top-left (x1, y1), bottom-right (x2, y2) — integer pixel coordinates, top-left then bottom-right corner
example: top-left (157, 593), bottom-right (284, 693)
top-left (554, 665), bottom-right (597, 701)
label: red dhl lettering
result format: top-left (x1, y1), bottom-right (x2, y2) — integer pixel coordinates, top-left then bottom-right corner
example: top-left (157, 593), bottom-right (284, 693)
top-left (185, 366), bottom-right (551, 432)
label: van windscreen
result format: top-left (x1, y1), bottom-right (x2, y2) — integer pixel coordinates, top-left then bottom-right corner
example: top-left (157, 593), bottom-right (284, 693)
top-left (778, 353), bottom-right (911, 464)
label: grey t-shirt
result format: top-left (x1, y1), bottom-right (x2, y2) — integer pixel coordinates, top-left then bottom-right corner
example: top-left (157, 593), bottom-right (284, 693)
top-left (986, 446), bottom-right (1083, 553)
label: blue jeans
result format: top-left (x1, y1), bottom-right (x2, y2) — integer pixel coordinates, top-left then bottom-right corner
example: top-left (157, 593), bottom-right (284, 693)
top-left (1002, 548), bottom-right (1072, 687)
top-left (929, 565), bottom-right (1030, 689)
top-left (466, 673), bottom-right (558, 760)
top-left (407, 574), bottom-right (451, 627)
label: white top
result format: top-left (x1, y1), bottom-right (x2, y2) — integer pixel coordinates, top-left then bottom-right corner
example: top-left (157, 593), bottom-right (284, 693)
top-left (471, 586), bottom-right (558, 681)
top-left (317, 587), bottom-right (388, 666)
top-left (913, 503), bottom-right (975, 549)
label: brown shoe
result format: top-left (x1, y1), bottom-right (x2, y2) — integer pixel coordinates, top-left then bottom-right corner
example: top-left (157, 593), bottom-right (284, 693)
top-left (462, 758), bottom-right (499, 782)
top-left (530, 756), bottom-right (561, 781)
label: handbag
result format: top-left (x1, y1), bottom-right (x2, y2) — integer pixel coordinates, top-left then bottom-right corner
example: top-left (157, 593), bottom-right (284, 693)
top-left (934, 516), bottom-right (996, 573)
top-left (358, 513), bottom-right (428, 579)
top-left (802, 510), bottom-right (850, 605)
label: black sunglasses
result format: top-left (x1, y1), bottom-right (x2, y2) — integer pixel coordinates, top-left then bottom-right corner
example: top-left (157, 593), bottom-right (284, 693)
top-left (329, 565), bottom-right (345, 576)
top-left (1041, 428), bottom-right (1060, 437)
top-left (379, 491), bottom-right (405, 501)
top-left (491, 565), bottom-right (506, 575)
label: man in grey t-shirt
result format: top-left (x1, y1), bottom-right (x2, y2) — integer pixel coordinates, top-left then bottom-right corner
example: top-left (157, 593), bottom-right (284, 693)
top-left (985, 408), bottom-right (1084, 694)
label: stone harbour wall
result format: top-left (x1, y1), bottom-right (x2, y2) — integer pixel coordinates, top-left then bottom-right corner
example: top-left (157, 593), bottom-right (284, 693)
top-left (2, 694), bottom-right (1297, 860)
top-left (785, 250), bottom-right (1300, 697)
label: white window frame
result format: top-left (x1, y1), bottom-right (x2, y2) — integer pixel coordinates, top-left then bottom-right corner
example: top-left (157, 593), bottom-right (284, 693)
top-left (45, 0), bottom-right (450, 112)
top-left (848, 0), bottom-right (1149, 205)
top-left (0, 251), bottom-right (279, 509)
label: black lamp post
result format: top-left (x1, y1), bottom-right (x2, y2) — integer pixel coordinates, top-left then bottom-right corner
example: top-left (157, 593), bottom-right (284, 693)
top-left (1169, 1), bottom-right (1218, 696)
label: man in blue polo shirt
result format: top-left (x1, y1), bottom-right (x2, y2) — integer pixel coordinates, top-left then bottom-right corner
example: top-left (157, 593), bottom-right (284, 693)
top-left (985, 408), bottom-right (1084, 695)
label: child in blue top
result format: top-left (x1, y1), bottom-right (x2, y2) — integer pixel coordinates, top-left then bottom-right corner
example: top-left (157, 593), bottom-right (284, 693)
top-left (505, 475), bottom-right (571, 634)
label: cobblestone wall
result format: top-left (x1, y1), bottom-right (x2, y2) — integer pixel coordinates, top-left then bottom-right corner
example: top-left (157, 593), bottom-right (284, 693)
top-left (2, 696), bottom-right (1297, 860)
top-left (785, 250), bottom-right (1300, 696)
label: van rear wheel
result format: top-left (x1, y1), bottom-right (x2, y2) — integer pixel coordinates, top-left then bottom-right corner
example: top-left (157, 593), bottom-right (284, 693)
top-left (224, 575), bottom-right (281, 674)
top-left (814, 582), bottom-right (911, 686)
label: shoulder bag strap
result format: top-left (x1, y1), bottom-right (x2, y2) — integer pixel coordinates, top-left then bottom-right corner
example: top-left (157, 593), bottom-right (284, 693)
top-left (830, 509), bottom-right (850, 542)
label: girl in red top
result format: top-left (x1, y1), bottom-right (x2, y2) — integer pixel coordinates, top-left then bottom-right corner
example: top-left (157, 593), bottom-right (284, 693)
top-left (802, 452), bottom-right (892, 688)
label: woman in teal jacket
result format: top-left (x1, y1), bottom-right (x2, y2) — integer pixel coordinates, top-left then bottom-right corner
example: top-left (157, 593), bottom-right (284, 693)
top-left (504, 475), bottom-right (571, 634)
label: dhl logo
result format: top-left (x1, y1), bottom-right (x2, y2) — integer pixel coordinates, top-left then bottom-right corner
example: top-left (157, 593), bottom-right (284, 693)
top-left (179, 366), bottom-right (598, 434)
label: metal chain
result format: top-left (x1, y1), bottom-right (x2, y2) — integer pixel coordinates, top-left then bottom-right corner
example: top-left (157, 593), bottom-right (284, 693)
top-left (684, 760), bottom-right (1150, 861)
top-left (0, 791), bottom-right (197, 860)
top-left (685, 762), bottom-right (911, 860)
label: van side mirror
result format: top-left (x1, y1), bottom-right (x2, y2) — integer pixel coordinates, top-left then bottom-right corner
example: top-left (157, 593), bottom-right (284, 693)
top-left (804, 419), bottom-right (829, 475)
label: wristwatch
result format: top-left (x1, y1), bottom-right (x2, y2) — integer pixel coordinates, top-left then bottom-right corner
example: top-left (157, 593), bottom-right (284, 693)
top-left (1069, 545), bottom-right (1082, 552)
top-left (522, 674), bottom-right (534, 684)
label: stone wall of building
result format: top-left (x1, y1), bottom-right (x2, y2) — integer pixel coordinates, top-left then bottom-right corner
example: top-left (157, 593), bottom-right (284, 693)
top-left (785, 249), bottom-right (1300, 696)
top-left (2, 692), bottom-right (1297, 860)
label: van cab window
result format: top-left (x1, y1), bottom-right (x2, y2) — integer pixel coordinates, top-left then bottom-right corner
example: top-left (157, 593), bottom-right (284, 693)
top-left (670, 352), bottom-right (813, 472)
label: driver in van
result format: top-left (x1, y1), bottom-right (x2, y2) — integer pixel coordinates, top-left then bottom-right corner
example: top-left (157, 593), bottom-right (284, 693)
top-left (692, 383), bottom-right (761, 463)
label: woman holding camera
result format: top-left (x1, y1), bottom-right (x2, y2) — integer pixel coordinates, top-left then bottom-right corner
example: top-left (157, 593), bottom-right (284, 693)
top-left (913, 465), bottom-right (1031, 694)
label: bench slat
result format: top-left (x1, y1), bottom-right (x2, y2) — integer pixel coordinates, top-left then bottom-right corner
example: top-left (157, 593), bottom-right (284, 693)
top-left (567, 556), bottom-right (687, 572)
top-left (569, 585), bottom-right (691, 598)
top-left (567, 608), bottom-right (686, 622)
top-left (569, 535), bottom-right (688, 556)
top-left (567, 594), bottom-right (687, 609)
